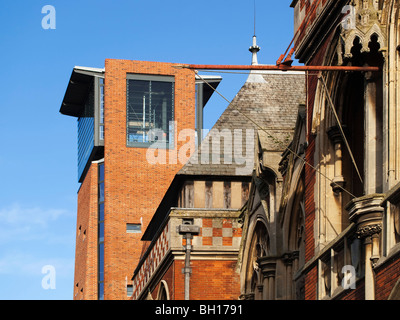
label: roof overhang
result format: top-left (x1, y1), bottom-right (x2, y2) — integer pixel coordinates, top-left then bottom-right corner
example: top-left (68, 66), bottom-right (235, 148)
top-left (60, 68), bottom-right (219, 117)
top-left (195, 74), bottom-right (222, 107)
top-left (59, 66), bottom-right (105, 117)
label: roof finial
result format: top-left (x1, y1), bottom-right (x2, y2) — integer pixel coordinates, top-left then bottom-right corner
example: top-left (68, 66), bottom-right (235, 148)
top-left (249, 35), bottom-right (260, 65)
top-left (249, 0), bottom-right (260, 65)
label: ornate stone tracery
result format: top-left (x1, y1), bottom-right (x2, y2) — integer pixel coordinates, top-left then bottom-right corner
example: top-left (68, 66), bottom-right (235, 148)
top-left (339, 0), bottom-right (386, 62)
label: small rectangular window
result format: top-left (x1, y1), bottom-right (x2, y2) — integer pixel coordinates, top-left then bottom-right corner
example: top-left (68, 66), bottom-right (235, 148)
top-left (126, 223), bottom-right (141, 233)
top-left (127, 284), bottom-right (133, 297)
top-left (99, 163), bottom-right (104, 182)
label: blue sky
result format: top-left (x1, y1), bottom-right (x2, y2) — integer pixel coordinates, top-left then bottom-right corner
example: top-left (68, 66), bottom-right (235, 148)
top-left (0, 1), bottom-right (295, 299)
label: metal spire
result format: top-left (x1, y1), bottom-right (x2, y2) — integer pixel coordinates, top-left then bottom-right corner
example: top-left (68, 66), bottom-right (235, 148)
top-left (249, 35), bottom-right (260, 65)
top-left (249, 0), bottom-right (260, 65)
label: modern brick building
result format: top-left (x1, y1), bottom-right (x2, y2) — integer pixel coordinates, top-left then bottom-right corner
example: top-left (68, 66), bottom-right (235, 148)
top-left (60, 60), bottom-right (221, 300)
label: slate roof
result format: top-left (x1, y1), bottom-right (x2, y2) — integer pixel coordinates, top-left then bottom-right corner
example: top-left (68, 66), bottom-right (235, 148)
top-left (178, 70), bottom-right (306, 177)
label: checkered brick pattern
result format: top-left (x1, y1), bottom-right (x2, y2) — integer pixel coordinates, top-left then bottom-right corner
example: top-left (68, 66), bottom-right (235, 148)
top-left (189, 218), bottom-right (242, 248)
top-left (132, 223), bottom-right (170, 300)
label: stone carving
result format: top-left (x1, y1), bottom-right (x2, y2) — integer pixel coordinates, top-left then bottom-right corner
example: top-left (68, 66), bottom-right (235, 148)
top-left (356, 224), bottom-right (382, 239)
top-left (339, 1), bottom-right (386, 61)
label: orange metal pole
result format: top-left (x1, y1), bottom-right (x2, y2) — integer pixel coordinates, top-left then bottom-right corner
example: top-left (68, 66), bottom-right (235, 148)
top-left (184, 64), bottom-right (381, 72)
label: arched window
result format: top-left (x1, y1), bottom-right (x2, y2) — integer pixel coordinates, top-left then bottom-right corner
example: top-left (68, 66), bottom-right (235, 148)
top-left (339, 29), bottom-right (385, 197)
top-left (244, 221), bottom-right (269, 300)
top-left (157, 280), bottom-right (170, 300)
top-left (286, 172), bottom-right (305, 299)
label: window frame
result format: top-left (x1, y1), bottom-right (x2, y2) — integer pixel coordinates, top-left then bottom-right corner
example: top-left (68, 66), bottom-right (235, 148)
top-left (126, 73), bottom-right (175, 149)
top-left (126, 223), bottom-right (142, 234)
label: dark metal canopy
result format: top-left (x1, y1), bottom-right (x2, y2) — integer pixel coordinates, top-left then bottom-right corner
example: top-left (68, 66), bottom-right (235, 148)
top-left (59, 66), bottom-right (105, 117)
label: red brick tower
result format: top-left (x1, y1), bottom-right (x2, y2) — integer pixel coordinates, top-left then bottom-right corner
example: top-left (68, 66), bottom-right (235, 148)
top-left (60, 60), bottom-right (221, 300)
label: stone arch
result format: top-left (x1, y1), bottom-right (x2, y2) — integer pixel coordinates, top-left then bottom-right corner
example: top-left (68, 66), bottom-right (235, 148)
top-left (156, 280), bottom-right (170, 300)
top-left (288, 177), bottom-right (305, 253)
top-left (242, 219), bottom-right (270, 299)
top-left (281, 159), bottom-right (305, 252)
top-left (280, 164), bottom-right (305, 300)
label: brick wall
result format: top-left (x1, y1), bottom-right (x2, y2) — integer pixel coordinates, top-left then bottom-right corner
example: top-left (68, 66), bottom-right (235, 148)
top-left (74, 162), bottom-right (98, 300)
top-left (132, 212), bottom-right (242, 300)
top-left (303, 30), bottom-right (336, 299)
top-left (304, 37), bottom-right (333, 264)
top-left (132, 222), bottom-right (170, 300)
top-left (335, 279), bottom-right (365, 300)
top-left (173, 260), bottom-right (240, 300)
top-left (304, 265), bottom-right (317, 300)
top-left (103, 59), bottom-right (195, 300)
top-left (151, 262), bottom-right (175, 300)
top-left (375, 252), bottom-right (400, 300)
top-left (295, 0), bottom-right (332, 49)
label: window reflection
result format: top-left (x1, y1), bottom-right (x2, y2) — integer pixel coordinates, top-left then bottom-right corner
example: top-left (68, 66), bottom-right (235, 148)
top-left (126, 75), bottom-right (174, 147)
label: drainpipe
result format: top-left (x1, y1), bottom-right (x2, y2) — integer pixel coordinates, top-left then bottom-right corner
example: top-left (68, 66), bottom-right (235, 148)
top-left (178, 222), bottom-right (200, 300)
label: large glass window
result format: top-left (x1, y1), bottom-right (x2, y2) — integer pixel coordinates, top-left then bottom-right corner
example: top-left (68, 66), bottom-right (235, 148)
top-left (126, 74), bottom-right (174, 147)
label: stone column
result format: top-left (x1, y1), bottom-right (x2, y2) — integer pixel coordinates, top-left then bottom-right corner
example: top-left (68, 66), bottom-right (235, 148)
top-left (364, 71), bottom-right (383, 194)
top-left (282, 252), bottom-right (299, 300)
top-left (346, 194), bottom-right (384, 300)
top-left (356, 224), bottom-right (382, 300)
top-left (258, 257), bottom-right (277, 300)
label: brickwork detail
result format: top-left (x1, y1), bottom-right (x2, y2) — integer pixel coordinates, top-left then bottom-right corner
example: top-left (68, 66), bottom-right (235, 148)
top-left (132, 215), bottom-right (242, 300)
top-left (74, 163), bottom-right (98, 300)
top-left (132, 223), bottom-right (170, 300)
top-left (174, 260), bottom-right (240, 300)
top-left (191, 218), bottom-right (242, 248)
top-left (103, 59), bottom-right (195, 300)
top-left (375, 253), bottom-right (400, 300)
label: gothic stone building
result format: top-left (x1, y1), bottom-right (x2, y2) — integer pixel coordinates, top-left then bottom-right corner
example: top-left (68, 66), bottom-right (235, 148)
top-left (238, 0), bottom-right (400, 300)
top-left (130, 47), bottom-right (305, 300)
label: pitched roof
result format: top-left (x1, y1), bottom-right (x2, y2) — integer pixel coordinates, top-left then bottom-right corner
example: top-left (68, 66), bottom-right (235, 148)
top-left (178, 70), bottom-right (306, 177)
